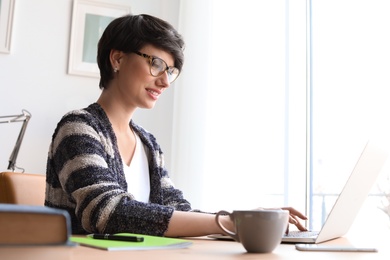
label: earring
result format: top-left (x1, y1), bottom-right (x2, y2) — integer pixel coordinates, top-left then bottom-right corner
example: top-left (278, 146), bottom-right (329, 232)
top-left (113, 67), bottom-right (119, 73)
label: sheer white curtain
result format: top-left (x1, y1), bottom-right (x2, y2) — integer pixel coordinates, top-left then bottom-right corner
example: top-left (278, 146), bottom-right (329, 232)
top-left (170, 0), bottom-right (213, 210)
top-left (172, 0), bottom-right (307, 213)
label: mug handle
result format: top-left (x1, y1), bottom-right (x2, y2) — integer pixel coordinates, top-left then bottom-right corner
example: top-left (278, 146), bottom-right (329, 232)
top-left (215, 210), bottom-right (239, 241)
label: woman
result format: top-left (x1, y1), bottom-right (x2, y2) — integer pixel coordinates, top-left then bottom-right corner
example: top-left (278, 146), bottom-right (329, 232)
top-left (45, 14), bottom-right (307, 236)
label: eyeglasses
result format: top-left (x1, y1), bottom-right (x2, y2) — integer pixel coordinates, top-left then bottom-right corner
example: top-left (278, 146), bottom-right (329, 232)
top-left (134, 51), bottom-right (180, 83)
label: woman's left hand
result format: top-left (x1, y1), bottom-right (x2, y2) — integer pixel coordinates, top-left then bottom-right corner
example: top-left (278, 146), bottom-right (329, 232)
top-left (281, 206), bottom-right (308, 232)
top-left (255, 206), bottom-right (308, 233)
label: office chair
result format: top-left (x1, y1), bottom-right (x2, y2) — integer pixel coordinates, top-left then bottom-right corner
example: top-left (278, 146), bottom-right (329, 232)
top-left (0, 172), bottom-right (73, 246)
top-left (0, 171), bottom-right (45, 206)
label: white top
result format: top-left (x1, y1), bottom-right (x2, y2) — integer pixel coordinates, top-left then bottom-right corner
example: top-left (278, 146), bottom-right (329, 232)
top-left (123, 132), bottom-right (150, 203)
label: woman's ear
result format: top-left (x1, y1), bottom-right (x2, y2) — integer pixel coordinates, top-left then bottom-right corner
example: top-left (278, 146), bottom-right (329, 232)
top-left (109, 50), bottom-right (123, 72)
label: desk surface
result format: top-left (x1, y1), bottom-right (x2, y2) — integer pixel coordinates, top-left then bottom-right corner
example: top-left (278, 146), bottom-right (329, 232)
top-left (1, 234), bottom-right (389, 260)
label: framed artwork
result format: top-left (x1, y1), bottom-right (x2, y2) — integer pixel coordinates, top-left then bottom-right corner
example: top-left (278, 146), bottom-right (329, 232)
top-left (68, 0), bottom-right (130, 77)
top-left (0, 0), bottom-right (15, 54)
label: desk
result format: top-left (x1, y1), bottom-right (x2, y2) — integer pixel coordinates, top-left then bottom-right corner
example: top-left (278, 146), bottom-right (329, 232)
top-left (1, 235), bottom-right (388, 260)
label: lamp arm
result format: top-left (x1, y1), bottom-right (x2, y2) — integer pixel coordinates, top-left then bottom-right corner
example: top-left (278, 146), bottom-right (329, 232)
top-left (0, 110), bottom-right (31, 172)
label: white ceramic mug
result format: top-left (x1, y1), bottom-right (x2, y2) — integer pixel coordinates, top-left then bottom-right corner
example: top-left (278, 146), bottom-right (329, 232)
top-left (215, 209), bottom-right (289, 253)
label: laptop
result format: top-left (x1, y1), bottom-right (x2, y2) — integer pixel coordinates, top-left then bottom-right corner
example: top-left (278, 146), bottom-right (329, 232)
top-left (282, 141), bottom-right (389, 243)
top-left (209, 141), bottom-right (389, 244)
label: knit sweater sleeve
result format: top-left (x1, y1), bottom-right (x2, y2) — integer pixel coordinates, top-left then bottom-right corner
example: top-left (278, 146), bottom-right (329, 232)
top-left (45, 106), bottom-right (184, 236)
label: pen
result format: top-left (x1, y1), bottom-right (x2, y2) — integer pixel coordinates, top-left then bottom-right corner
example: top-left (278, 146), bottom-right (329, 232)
top-left (90, 234), bottom-right (144, 242)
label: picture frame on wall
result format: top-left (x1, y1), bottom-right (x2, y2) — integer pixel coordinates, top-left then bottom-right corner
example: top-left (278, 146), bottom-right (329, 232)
top-left (0, 0), bottom-right (15, 54)
top-left (68, 0), bottom-right (130, 78)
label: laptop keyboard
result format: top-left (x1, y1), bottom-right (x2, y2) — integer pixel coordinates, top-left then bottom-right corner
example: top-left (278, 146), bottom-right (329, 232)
top-left (284, 231), bottom-right (319, 238)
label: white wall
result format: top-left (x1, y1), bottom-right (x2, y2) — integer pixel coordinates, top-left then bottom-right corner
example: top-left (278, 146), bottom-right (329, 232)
top-left (0, 0), bottom-right (180, 174)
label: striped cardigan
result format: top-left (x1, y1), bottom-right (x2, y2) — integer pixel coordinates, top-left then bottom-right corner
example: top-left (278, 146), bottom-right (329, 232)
top-left (45, 103), bottom-right (192, 235)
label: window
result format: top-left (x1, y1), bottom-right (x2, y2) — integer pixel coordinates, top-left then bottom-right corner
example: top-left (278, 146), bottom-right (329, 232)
top-left (310, 0), bottom-right (390, 232)
top-left (173, 1), bottom-right (390, 233)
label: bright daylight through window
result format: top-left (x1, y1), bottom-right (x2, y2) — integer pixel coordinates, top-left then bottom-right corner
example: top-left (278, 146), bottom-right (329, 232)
top-left (173, 0), bottom-right (390, 234)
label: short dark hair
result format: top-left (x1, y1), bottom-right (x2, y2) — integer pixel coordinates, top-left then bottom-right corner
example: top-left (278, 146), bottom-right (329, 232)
top-left (97, 14), bottom-right (185, 89)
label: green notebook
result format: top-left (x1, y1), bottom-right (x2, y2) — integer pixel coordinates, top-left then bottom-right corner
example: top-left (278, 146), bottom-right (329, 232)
top-left (70, 233), bottom-right (192, 251)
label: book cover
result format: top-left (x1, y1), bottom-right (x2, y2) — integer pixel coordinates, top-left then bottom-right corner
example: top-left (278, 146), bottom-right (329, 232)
top-left (0, 204), bottom-right (72, 245)
top-left (70, 233), bottom-right (192, 251)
